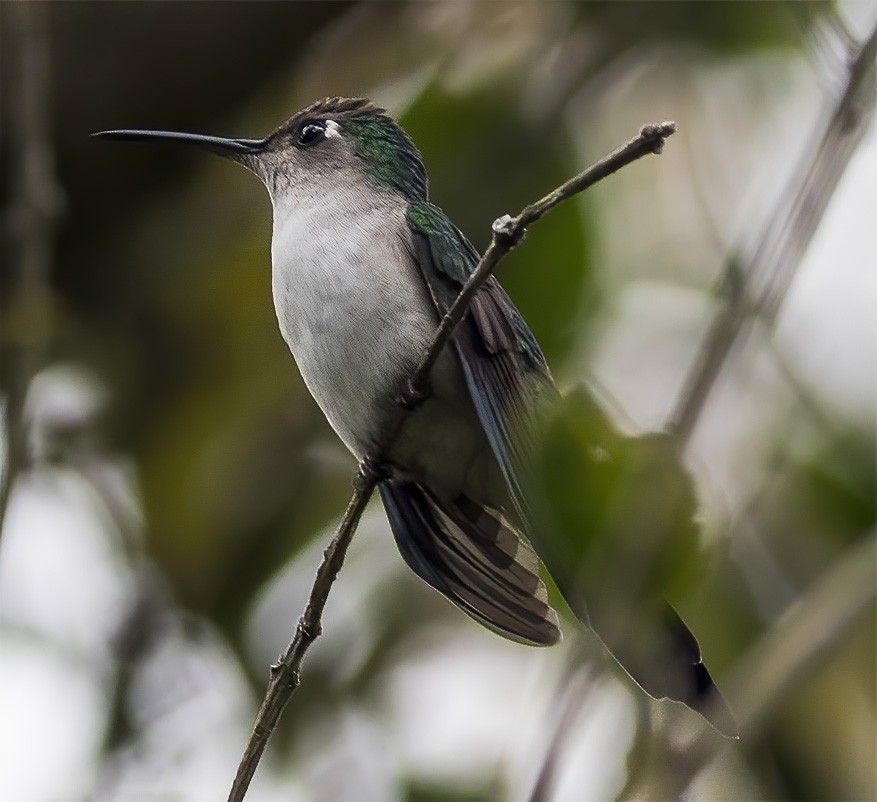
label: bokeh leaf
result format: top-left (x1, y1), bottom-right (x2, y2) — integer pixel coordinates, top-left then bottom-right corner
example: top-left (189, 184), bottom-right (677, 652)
top-left (531, 387), bottom-right (701, 605)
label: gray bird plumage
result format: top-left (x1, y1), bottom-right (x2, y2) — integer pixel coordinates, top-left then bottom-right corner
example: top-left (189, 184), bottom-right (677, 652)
top-left (95, 97), bottom-right (736, 736)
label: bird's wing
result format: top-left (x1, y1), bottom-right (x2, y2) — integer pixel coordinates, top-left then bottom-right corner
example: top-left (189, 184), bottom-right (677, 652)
top-left (380, 478), bottom-right (560, 646)
top-left (403, 200), bottom-right (738, 737)
top-left (404, 200), bottom-right (558, 518)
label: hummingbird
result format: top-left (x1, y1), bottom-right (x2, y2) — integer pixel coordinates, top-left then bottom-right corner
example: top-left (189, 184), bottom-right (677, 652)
top-left (96, 97), bottom-right (736, 736)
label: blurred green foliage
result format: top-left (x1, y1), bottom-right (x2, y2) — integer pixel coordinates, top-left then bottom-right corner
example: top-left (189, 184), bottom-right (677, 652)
top-left (532, 389), bottom-right (700, 609)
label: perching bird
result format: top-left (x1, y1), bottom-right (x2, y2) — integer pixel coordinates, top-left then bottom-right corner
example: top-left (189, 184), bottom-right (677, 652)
top-left (96, 97), bottom-right (736, 736)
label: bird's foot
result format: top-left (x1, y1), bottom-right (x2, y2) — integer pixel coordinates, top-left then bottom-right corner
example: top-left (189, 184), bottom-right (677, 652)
top-left (355, 455), bottom-right (388, 489)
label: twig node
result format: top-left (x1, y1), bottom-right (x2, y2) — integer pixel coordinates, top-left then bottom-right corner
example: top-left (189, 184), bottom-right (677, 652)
top-left (492, 214), bottom-right (525, 247)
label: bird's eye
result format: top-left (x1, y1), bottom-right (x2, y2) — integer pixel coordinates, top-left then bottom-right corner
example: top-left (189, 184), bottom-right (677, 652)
top-left (297, 122), bottom-right (325, 147)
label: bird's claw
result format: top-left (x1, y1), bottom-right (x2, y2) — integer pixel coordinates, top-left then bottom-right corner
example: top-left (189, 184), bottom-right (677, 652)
top-left (356, 455), bottom-right (388, 488)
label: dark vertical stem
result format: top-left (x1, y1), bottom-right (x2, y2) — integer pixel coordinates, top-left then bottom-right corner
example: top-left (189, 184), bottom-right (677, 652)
top-left (1, 3), bottom-right (62, 538)
top-left (668, 26), bottom-right (876, 450)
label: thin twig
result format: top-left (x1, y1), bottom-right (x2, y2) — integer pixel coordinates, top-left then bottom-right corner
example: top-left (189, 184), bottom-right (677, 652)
top-left (635, 528), bottom-right (877, 802)
top-left (407, 122), bottom-right (676, 399)
top-left (614, 26), bottom-right (877, 799)
top-left (226, 484), bottom-right (375, 802)
top-left (225, 121), bottom-right (676, 802)
top-left (667, 24), bottom-right (876, 449)
top-left (527, 649), bottom-right (593, 802)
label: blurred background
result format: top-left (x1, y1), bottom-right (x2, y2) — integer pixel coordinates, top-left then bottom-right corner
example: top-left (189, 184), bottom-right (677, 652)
top-left (1, 2), bottom-right (874, 800)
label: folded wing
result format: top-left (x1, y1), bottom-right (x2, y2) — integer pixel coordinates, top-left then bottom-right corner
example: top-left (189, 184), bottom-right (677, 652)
top-left (380, 478), bottom-right (560, 646)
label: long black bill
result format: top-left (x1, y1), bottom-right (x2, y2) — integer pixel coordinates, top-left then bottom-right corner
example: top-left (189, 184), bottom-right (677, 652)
top-left (92, 129), bottom-right (266, 159)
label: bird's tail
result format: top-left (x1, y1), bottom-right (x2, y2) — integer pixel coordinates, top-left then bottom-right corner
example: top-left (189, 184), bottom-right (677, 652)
top-left (379, 477), bottom-right (561, 647)
top-left (578, 595), bottom-right (739, 737)
top-left (379, 478), bottom-right (737, 737)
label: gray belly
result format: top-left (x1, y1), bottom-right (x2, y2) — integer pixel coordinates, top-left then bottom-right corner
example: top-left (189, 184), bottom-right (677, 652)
top-left (285, 291), bottom-right (489, 498)
top-left (271, 208), bottom-right (492, 498)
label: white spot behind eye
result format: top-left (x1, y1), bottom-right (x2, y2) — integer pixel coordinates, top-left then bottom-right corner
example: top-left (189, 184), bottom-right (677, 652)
top-left (325, 120), bottom-right (342, 138)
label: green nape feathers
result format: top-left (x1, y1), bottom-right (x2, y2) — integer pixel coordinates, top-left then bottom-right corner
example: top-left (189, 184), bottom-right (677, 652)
top-left (297, 97), bottom-right (428, 202)
top-left (340, 111), bottom-right (428, 201)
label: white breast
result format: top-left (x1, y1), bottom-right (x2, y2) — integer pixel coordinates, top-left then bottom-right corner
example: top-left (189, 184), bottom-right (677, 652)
top-left (270, 188), bottom-right (439, 456)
